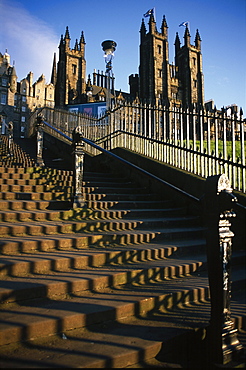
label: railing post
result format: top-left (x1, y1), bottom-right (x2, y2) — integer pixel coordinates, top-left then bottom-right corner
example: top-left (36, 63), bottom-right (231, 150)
top-left (35, 114), bottom-right (44, 166)
top-left (7, 121), bottom-right (13, 156)
top-left (203, 174), bottom-right (243, 365)
top-left (72, 126), bottom-right (86, 209)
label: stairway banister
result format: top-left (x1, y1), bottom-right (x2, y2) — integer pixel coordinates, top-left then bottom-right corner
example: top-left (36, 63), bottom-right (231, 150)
top-left (42, 120), bottom-right (200, 203)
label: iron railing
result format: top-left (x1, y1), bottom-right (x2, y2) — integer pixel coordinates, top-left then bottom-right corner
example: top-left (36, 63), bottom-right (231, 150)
top-left (28, 104), bottom-right (246, 192)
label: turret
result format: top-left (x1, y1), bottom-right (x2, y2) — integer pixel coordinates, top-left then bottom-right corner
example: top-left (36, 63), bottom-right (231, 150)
top-left (9, 65), bottom-right (17, 93)
top-left (161, 15), bottom-right (168, 39)
top-left (64, 26), bottom-right (71, 50)
top-left (140, 18), bottom-right (147, 41)
top-left (195, 29), bottom-right (202, 51)
top-left (175, 32), bottom-right (181, 53)
top-left (50, 53), bottom-right (57, 85)
top-left (74, 39), bottom-right (79, 51)
top-left (184, 25), bottom-right (191, 47)
top-left (148, 13), bottom-right (157, 34)
top-left (79, 31), bottom-right (86, 56)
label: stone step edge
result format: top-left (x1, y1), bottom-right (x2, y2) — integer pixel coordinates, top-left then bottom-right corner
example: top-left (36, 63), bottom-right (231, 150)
top-left (0, 275), bottom-right (245, 349)
top-left (0, 244), bottom-right (179, 276)
top-left (0, 280), bottom-right (211, 347)
top-left (0, 258), bottom-right (206, 304)
top-left (0, 233), bottom-right (205, 254)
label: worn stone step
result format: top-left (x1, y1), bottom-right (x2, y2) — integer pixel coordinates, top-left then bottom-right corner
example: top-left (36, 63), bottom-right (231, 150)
top-left (0, 199), bottom-right (72, 211)
top-left (1, 243), bottom-right (243, 279)
top-left (0, 268), bottom-right (244, 351)
top-left (0, 243), bottom-right (179, 276)
top-left (0, 217), bottom-right (204, 237)
top-left (0, 255), bottom-right (207, 304)
top-left (0, 208), bottom-right (94, 222)
top-left (0, 218), bottom-right (147, 237)
top-left (0, 191), bottom-right (72, 201)
top-left (0, 183), bottom-right (73, 193)
top-left (0, 171), bottom-right (73, 181)
top-left (0, 294), bottom-right (244, 368)
top-left (0, 178), bottom-right (74, 187)
top-left (0, 230), bottom-right (159, 254)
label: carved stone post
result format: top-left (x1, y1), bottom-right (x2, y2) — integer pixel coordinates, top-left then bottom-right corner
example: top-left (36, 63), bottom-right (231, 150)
top-left (36, 113), bottom-right (44, 166)
top-left (203, 174), bottom-right (243, 365)
top-left (7, 121), bottom-right (13, 156)
top-left (72, 126), bottom-right (86, 209)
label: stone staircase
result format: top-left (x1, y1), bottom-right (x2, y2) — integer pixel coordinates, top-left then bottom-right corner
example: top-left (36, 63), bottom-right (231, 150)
top-left (0, 135), bottom-right (245, 368)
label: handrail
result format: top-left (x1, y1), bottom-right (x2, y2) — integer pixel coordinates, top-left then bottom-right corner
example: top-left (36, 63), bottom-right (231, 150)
top-left (42, 120), bottom-right (246, 210)
top-left (43, 120), bottom-right (200, 203)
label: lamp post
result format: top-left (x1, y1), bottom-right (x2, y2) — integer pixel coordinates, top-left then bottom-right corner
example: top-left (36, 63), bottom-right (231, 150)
top-left (101, 40), bottom-right (117, 150)
top-left (101, 40), bottom-right (117, 114)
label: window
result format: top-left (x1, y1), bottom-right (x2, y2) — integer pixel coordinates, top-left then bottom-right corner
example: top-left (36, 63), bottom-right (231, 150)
top-left (2, 78), bottom-right (7, 86)
top-left (157, 45), bottom-right (161, 54)
top-left (21, 116), bottom-right (25, 122)
top-left (21, 106), bottom-right (26, 112)
top-left (158, 69), bottom-right (162, 78)
top-left (1, 93), bottom-right (7, 105)
top-left (193, 57), bottom-right (196, 66)
top-left (194, 80), bottom-right (197, 88)
top-left (72, 64), bottom-right (77, 74)
top-left (22, 96), bottom-right (26, 102)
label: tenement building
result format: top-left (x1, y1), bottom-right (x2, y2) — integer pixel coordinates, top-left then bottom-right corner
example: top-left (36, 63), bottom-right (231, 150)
top-left (0, 50), bottom-right (54, 137)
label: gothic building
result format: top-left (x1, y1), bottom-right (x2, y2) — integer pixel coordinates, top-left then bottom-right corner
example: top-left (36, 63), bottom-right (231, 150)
top-left (129, 13), bottom-right (204, 107)
top-left (54, 27), bottom-right (87, 107)
top-left (0, 12), bottom-right (209, 137)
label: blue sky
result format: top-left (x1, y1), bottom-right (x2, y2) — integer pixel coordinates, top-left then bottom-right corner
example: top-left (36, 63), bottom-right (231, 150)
top-left (1, 0), bottom-right (245, 112)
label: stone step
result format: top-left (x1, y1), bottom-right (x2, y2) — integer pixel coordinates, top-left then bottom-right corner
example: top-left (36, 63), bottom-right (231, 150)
top-left (0, 255), bottom-right (208, 304)
top-left (0, 239), bottom-right (212, 277)
top-left (0, 166), bottom-right (72, 176)
top-left (0, 267), bottom-right (244, 350)
top-left (1, 294), bottom-right (244, 369)
top-left (0, 191), bottom-right (72, 201)
top-left (0, 216), bottom-right (204, 237)
top-left (0, 183), bottom-right (73, 193)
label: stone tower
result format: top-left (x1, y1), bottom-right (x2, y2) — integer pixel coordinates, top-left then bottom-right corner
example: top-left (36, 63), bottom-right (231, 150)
top-left (175, 27), bottom-right (204, 107)
top-left (55, 27), bottom-right (86, 107)
top-left (135, 13), bottom-right (204, 107)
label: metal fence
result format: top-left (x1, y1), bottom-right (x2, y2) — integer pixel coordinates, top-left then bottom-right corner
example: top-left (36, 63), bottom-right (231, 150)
top-left (28, 104), bottom-right (246, 192)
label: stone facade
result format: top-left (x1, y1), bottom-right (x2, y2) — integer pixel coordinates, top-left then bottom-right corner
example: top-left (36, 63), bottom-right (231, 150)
top-left (0, 51), bottom-right (54, 138)
top-left (130, 14), bottom-right (204, 107)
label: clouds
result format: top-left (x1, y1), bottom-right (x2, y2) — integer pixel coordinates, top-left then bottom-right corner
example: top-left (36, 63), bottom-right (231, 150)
top-left (0, 0), bottom-right (58, 82)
